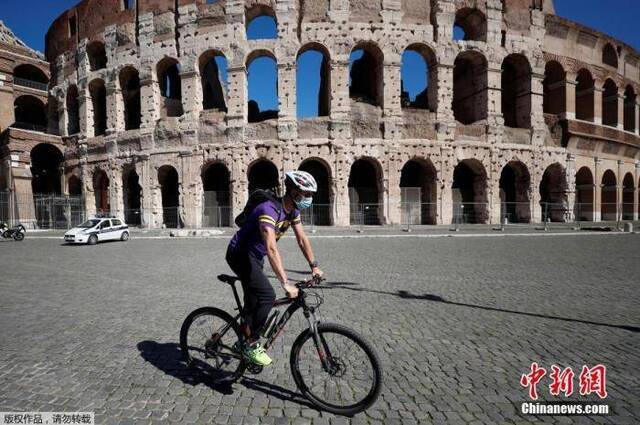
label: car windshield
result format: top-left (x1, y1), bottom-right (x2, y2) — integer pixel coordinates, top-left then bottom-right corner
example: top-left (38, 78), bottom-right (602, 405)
top-left (78, 219), bottom-right (102, 228)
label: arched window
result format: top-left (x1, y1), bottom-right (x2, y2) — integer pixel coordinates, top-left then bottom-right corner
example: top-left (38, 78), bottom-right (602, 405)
top-left (622, 173), bottom-right (634, 220)
top-left (297, 44), bottom-right (330, 118)
top-left (13, 95), bottom-right (47, 131)
top-left (623, 85), bottom-right (636, 132)
top-left (158, 165), bottom-right (180, 228)
top-left (199, 50), bottom-right (228, 112)
top-left (348, 158), bottom-right (383, 225)
top-left (452, 159), bottom-right (488, 224)
top-left (120, 67), bottom-right (141, 130)
top-left (539, 163), bottom-right (568, 222)
top-left (602, 43), bottom-right (618, 68)
top-left (575, 167), bottom-right (594, 221)
top-left (543, 61), bottom-right (566, 115)
top-left (501, 54), bottom-right (532, 128)
top-left (157, 58), bottom-right (183, 117)
top-left (575, 69), bottom-right (594, 122)
top-left (66, 85), bottom-right (80, 134)
top-left (246, 6), bottom-right (277, 40)
top-left (401, 44), bottom-right (437, 111)
top-left (13, 64), bottom-right (49, 91)
top-left (202, 162), bottom-right (231, 227)
top-left (602, 79), bottom-right (618, 127)
top-left (30, 143), bottom-right (63, 195)
top-left (453, 51), bottom-right (488, 124)
top-left (453, 8), bottom-right (487, 42)
top-left (247, 52), bottom-right (278, 123)
top-left (248, 159), bottom-right (279, 193)
top-left (600, 170), bottom-right (617, 221)
top-left (87, 41), bottom-right (107, 71)
top-left (89, 79), bottom-right (107, 136)
top-left (299, 159), bottom-right (332, 225)
top-left (499, 161), bottom-right (531, 223)
top-left (400, 158), bottom-right (437, 224)
top-left (349, 42), bottom-right (384, 107)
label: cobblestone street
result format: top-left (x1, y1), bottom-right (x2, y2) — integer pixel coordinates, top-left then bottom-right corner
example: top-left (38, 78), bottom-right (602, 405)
top-left (0, 233), bottom-right (639, 424)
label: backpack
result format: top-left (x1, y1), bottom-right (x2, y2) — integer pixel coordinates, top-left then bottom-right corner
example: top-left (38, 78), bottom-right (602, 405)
top-left (234, 188), bottom-right (282, 227)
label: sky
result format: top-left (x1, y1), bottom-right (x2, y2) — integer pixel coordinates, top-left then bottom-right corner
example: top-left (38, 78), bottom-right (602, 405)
top-left (1, 0), bottom-right (639, 117)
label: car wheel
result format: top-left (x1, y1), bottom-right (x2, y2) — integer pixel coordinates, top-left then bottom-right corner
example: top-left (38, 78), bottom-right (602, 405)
top-left (120, 231), bottom-right (129, 241)
top-left (88, 235), bottom-right (98, 245)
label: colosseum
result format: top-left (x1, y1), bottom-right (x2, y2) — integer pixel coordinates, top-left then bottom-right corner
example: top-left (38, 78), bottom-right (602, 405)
top-left (1, 0), bottom-right (639, 229)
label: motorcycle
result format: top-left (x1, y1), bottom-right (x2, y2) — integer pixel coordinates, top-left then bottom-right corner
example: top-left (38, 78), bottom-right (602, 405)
top-left (1, 222), bottom-right (26, 241)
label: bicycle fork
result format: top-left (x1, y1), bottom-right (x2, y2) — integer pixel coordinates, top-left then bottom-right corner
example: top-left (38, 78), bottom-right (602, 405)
top-left (304, 308), bottom-right (337, 374)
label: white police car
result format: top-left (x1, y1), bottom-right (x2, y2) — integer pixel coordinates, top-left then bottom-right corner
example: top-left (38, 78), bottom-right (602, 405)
top-left (64, 217), bottom-right (129, 245)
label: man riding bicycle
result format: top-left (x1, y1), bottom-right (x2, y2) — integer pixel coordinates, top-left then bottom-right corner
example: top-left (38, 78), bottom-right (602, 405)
top-left (226, 170), bottom-right (323, 366)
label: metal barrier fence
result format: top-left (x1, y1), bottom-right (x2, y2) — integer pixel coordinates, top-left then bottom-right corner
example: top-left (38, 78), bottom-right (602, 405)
top-left (350, 203), bottom-right (384, 229)
top-left (299, 204), bottom-right (332, 230)
top-left (0, 191), bottom-right (87, 229)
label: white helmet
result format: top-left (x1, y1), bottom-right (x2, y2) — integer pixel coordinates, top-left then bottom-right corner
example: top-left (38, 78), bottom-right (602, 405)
top-left (285, 170), bottom-right (318, 193)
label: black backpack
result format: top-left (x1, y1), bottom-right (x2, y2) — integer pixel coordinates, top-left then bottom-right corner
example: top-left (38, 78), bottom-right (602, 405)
top-left (234, 189), bottom-right (282, 227)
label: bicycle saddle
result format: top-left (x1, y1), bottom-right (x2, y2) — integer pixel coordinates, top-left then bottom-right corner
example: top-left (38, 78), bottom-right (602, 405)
top-left (217, 274), bottom-right (239, 285)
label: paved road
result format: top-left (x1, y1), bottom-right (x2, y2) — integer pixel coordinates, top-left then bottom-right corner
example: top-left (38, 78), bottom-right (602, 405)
top-left (0, 234), bottom-right (639, 424)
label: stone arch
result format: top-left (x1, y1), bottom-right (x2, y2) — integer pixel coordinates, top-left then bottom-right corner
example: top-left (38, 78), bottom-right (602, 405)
top-left (66, 85), bottom-right (80, 134)
top-left (400, 157), bottom-right (437, 224)
top-left (453, 51), bottom-right (488, 124)
top-left (600, 169), bottom-right (617, 221)
top-left (349, 42), bottom-right (384, 107)
top-left (93, 168), bottom-right (110, 214)
top-left (348, 157), bottom-right (384, 225)
top-left (297, 43), bottom-right (331, 118)
top-left (623, 85), bottom-right (636, 132)
top-left (453, 7), bottom-right (487, 42)
top-left (602, 79), bottom-right (618, 127)
top-left (248, 159), bottom-right (280, 193)
top-left (68, 175), bottom-right (82, 196)
top-left (119, 66), bottom-right (141, 130)
top-left (502, 54), bottom-right (532, 128)
top-left (575, 69), bottom-right (594, 122)
top-left (14, 95), bottom-right (47, 130)
top-left (401, 43), bottom-right (437, 111)
top-left (299, 158), bottom-right (332, 225)
top-left (602, 43), bottom-right (618, 68)
top-left (575, 166), bottom-right (594, 221)
top-left (157, 57), bottom-right (183, 117)
top-left (247, 51), bottom-right (279, 123)
top-left (88, 78), bottom-right (107, 136)
top-left (543, 61), bottom-right (566, 115)
top-left (123, 165), bottom-right (142, 225)
top-left (13, 64), bottom-right (49, 85)
top-left (246, 4), bottom-right (277, 40)
top-left (499, 161), bottom-right (531, 223)
top-left (539, 163), bottom-right (568, 222)
top-left (87, 41), bottom-right (107, 71)
top-left (201, 161), bottom-right (231, 227)
top-left (199, 50), bottom-right (228, 112)
top-left (158, 165), bottom-right (180, 228)
top-left (622, 172), bottom-right (634, 220)
top-left (30, 143), bottom-right (63, 195)
top-left (452, 159), bottom-right (488, 224)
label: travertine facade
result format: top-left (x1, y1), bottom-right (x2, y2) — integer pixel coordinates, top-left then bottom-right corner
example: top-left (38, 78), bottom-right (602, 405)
top-left (2, 0), bottom-right (640, 228)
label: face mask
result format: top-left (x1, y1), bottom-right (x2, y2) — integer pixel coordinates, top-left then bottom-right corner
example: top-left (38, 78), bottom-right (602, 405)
top-left (295, 195), bottom-right (313, 210)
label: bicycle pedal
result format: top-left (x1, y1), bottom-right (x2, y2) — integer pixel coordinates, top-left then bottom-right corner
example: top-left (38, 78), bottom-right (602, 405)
top-left (246, 363), bottom-right (263, 374)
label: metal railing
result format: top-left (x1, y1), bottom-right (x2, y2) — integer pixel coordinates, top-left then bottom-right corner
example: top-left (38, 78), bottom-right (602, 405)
top-left (299, 204), bottom-right (332, 231)
top-left (350, 203), bottom-right (384, 229)
top-left (13, 77), bottom-right (49, 92)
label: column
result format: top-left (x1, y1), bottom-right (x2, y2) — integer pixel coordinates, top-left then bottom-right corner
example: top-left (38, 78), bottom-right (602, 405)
top-left (432, 0), bottom-right (455, 42)
top-left (382, 58), bottom-right (402, 140)
top-left (277, 58), bottom-right (297, 141)
top-left (225, 65), bottom-right (246, 142)
top-left (566, 154), bottom-right (576, 220)
top-left (139, 72), bottom-right (159, 130)
top-left (333, 147), bottom-right (350, 226)
top-left (439, 147), bottom-right (454, 225)
top-left (634, 162), bottom-right (640, 221)
top-left (79, 87), bottom-right (92, 138)
top-left (487, 66), bottom-right (504, 143)
top-left (593, 85), bottom-right (603, 125)
top-left (435, 63), bottom-right (455, 141)
top-left (617, 93), bottom-right (625, 131)
top-left (531, 71), bottom-right (546, 146)
top-left (180, 59), bottom-right (202, 129)
top-left (106, 80), bottom-right (122, 135)
top-left (564, 77), bottom-right (577, 120)
top-left (329, 57), bottom-right (351, 140)
top-left (617, 159), bottom-right (624, 220)
top-left (635, 100), bottom-right (640, 136)
top-left (594, 157), bottom-right (601, 221)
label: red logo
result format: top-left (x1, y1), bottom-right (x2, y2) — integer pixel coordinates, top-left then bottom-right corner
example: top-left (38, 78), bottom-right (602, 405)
top-left (520, 363), bottom-right (607, 400)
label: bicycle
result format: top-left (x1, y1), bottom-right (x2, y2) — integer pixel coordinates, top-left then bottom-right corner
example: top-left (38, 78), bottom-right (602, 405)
top-left (180, 274), bottom-right (383, 415)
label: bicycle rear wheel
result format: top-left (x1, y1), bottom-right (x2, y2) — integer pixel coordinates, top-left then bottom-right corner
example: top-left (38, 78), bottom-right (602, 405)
top-left (180, 307), bottom-right (245, 383)
top-left (290, 323), bottom-right (382, 415)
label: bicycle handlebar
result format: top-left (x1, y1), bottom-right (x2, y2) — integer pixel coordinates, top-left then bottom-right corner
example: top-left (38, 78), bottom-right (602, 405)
top-left (295, 275), bottom-right (325, 289)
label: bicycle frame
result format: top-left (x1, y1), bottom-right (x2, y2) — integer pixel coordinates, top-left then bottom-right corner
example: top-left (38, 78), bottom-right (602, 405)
top-left (224, 280), bottom-right (335, 371)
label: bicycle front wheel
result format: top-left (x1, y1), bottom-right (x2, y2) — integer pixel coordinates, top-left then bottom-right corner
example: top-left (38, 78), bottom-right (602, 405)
top-left (180, 307), bottom-right (245, 383)
top-left (290, 323), bottom-right (383, 415)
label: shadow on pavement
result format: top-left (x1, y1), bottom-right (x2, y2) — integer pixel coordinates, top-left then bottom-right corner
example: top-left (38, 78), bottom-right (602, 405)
top-left (137, 341), bottom-right (318, 408)
top-left (324, 282), bottom-right (640, 334)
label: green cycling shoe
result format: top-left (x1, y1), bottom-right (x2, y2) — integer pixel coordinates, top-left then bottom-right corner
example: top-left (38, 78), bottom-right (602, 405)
top-left (241, 342), bottom-right (272, 366)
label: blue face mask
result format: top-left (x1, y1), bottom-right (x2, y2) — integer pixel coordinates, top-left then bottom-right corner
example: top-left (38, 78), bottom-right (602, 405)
top-left (295, 195), bottom-right (313, 210)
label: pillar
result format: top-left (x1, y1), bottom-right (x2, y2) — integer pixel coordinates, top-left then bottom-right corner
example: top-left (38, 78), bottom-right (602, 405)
top-left (439, 147), bottom-right (454, 225)
top-left (593, 86), bottom-right (603, 125)
top-left (225, 65), bottom-right (246, 142)
top-left (382, 58), bottom-right (402, 140)
top-left (277, 58), bottom-right (297, 141)
top-left (634, 162), bottom-right (640, 221)
top-left (566, 154), bottom-right (576, 221)
top-left (564, 78), bottom-right (577, 120)
top-left (329, 57), bottom-right (351, 140)
top-left (78, 87), bottom-right (92, 138)
top-left (617, 93), bottom-right (625, 131)
top-left (106, 81), bottom-right (122, 135)
top-left (593, 157), bottom-right (601, 221)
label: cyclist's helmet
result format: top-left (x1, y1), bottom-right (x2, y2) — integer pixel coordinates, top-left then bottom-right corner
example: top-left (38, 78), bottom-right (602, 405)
top-left (285, 170), bottom-right (318, 193)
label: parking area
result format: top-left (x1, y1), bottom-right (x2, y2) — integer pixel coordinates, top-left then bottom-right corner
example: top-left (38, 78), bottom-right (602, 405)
top-left (0, 233), bottom-right (639, 424)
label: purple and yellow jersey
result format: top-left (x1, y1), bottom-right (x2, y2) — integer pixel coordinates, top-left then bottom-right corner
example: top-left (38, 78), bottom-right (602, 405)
top-left (229, 200), bottom-right (301, 259)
